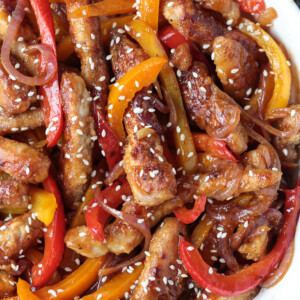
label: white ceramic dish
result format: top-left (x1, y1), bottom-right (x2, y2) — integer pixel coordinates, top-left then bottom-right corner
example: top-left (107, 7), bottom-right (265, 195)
top-left (255, 1), bottom-right (300, 299)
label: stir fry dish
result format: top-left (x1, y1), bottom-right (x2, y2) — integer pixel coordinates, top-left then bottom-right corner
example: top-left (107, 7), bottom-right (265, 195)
top-left (0, 0), bottom-right (299, 299)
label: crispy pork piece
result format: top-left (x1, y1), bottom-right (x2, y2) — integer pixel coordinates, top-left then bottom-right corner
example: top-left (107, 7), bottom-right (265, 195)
top-left (60, 72), bottom-right (95, 206)
top-left (65, 0), bottom-right (109, 107)
top-left (0, 270), bottom-right (16, 298)
top-left (0, 137), bottom-right (50, 184)
top-left (0, 108), bottom-right (44, 136)
top-left (64, 226), bottom-right (108, 258)
top-left (131, 218), bottom-right (185, 300)
top-left (178, 63), bottom-right (248, 154)
top-left (213, 36), bottom-right (259, 101)
top-left (169, 42), bottom-right (192, 72)
top-left (0, 178), bottom-right (30, 210)
top-left (123, 128), bottom-right (177, 207)
top-left (241, 145), bottom-right (272, 169)
top-left (0, 212), bottom-right (43, 264)
top-left (0, 60), bottom-right (37, 116)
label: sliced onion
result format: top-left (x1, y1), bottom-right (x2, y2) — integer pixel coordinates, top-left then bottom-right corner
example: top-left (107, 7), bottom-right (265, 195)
top-left (1, 0), bottom-right (57, 86)
top-left (97, 201), bottom-right (151, 276)
top-left (162, 87), bottom-right (177, 131)
top-left (104, 161), bottom-right (125, 186)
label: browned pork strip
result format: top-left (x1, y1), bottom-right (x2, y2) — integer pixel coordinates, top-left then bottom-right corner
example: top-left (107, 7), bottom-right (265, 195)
top-left (0, 212), bottom-right (43, 264)
top-left (60, 72), bottom-right (95, 206)
top-left (0, 108), bottom-right (44, 136)
top-left (124, 128), bottom-right (177, 207)
top-left (0, 178), bottom-right (30, 210)
top-left (131, 218), bottom-right (185, 300)
top-left (0, 270), bottom-right (16, 298)
top-left (0, 137), bottom-right (50, 184)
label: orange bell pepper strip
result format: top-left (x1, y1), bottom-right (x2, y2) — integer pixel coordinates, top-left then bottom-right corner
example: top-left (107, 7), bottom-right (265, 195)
top-left (107, 56), bottom-right (167, 141)
top-left (128, 19), bottom-right (197, 174)
top-left (29, 187), bottom-right (58, 226)
top-left (57, 35), bottom-right (74, 62)
top-left (138, 0), bottom-right (160, 32)
top-left (17, 279), bottom-right (41, 300)
top-left (192, 132), bottom-right (238, 162)
top-left (101, 15), bottom-right (135, 48)
top-left (238, 18), bottom-right (291, 116)
top-left (35, 256), bottom-right (108, 299)
top-left (191, 215), bottom-right (214, 249)
top-left (81, 264), bottom-right (144, 300)
top-left (69, 0), bottom-right (136, 18)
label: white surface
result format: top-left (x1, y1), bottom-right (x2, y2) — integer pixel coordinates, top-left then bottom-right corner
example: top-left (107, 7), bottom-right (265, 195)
top-left (254, 1), bottom-right (300, 299)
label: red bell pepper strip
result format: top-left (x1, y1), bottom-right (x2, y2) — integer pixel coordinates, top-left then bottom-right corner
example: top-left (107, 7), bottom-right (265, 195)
top-left (234, 0), bottom-right (265, 14)
top-left (30, 0), bottom-right (63, 147)
top-left (93, 103), bottom-right (123, 171)
top-left (179, 185), bottom-right (300, 297)
top-left (193, 133), bottom-right (238, 162)
top-left (31, 174), bottom-right (65, 287)
top-left (158, 25), bottom-right (210, 68)
top-left (85, 178), bottom-right (132, 242)
top-left (174, 195), bottom-right (206, 224)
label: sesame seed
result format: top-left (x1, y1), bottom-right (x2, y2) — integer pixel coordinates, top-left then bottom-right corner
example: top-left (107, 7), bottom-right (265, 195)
top-left (244, 221), bottom-right (249, 228)
top-left (203, 44), bottom-right (210, 49)
top-left (187, 246), bottom-right (194, 251)
top-left (249, 170), bottom-right (253, 176)
top-left (231, 68), bottom-right (239, 74)
top-left (208, 267), bottom-right (213, 274)
top-left (291, 110), bottom-right (296, 117)
top-left (167, 1), bottom-right (174, 7)
top-left (283, 148), bottom-right (288, 156)
top-left (244, 105), bottom-right (250, 110)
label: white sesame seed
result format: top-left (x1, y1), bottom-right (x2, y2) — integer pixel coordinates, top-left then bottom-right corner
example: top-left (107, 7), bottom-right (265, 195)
top-left (231, 68), bottom-right (239, 74)
top-left (208, 267), bottom-right (213, 274)
top-left (291, 110), bottom-right (296, 117)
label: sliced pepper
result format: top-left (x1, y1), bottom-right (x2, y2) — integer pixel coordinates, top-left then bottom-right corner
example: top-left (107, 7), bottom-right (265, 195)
top-left (192, 133), bottom-right (238, 162)
top-left (191, 215), bottom-right (214, 249)
top-left (35, 256), bottom-right (108, 299)
top-left (94, 103), bottom-right (123, 170)
top-left (238, 18), bottom-right (291, 116)
top-left (81, 264), bottom-right (144, 300)
top-left (174, 195), bottom-right (207, 224)
top-left (57, 35), bottom-right (74, 62)
top-left (29, 0), bottom-right (63, 147)
top-left (234, 0), bottom-right (265, 14)
top-left (139, 0), bottom-right (160, 32)
top-left (29, 187), bottom-right (58, 226)
top-left (107, 56), bottom-right (167, 141)
top-left (128, 19), bottom-right (197, 174)
top-left (31, 175), bottom-right (65, 287)
top-left (179, 184), bottom-right (300, 296)
top-left (69, 0), bottom-right (136, 18)
top-left (85, 178), bottom-right (132, 242)
top-left (17, 279), bottom-right (41, 300)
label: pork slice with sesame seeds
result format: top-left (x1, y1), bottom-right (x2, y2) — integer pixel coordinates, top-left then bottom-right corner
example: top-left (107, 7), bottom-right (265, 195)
top-left (60, 72), bottom-right (95, 206)
top-left (0, 270), bottom-right (16, 298)
top-left (0, 212), bottom-right (43, 264)
top-left (213, 36), bottom-right (259, 102)
top-left (131, 218), bottom-right (186, 300)
top-left (65, 0), bottom-right (109, 107)
top-left (178, 63), bottom-right (248, 155)
top-left (0, 137), bottom-right (50, 184)
top-left (0, 107), bottom-right (44, 136)
top-left (0, 178), bottom-right (30, 210)
top-left (0, 59), bottom-right (37, 116)
top-left (123, 128), bottom-right (177, 207)
top-left (64, 225), bottom-right (109, 258)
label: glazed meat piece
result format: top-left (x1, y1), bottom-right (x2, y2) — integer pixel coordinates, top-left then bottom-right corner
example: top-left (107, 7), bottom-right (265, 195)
top-left (123, 128), bottom-right (177, 207)
top-left (131, 218), bottom-right (185, 300)
top-left (0, 178), bottom-right (30, 210)
top-left (110, 30), bottom-right (149, 80)
top-left (178, 63), bottom-right (248, 154)
top-left (241, 145), bottom-right (272, 169)
top-left (106, 176), bottom-right (196, 255)
top-left (213, 36), bottom-right (259, 101)
top-left (65, 0), bottom-right (109, 107)
top-left (169, 42), bottom-right (192, 72)
top-left (208, 288), bottom-right (260, 300)
top-left (0, 270), bottom-right (16, 298)
top-left (0, 137), bottom-right (50, 184)
top-left (60, 72), bottom-right (95, 206)
top-left (0, 212), bottom-right (43, 264)
top-left (0, 108), bottom-right (44, 136)
top-left (64, 226), bottom-right (108, 258)
top-left (0, 60), bottom-right (37, 115)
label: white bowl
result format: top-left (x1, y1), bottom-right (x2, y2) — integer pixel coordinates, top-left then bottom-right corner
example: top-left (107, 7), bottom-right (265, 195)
top-left (255, 1), bottom-right (300, 299)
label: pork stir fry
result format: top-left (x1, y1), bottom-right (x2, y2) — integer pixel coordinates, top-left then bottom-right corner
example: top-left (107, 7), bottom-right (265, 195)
top-left (0, 0), bottom-right (299, 299)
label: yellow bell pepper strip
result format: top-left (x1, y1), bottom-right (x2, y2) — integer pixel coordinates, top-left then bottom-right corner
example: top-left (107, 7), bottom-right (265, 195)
top-left (35, 256), bottom-right (108, 299)
top-left (69, 0), bottom-right (136, 19)
top-left (101, 15), bottom-right (135, 48)
top-left (57, 35), bottom-right (74, 62)
top-left (81, 264), bottom-right (144, 300)
top-left (107, 57), bottom-right (167, 141)
top-left (128, 20), bottom-right (197, 174)
top-left (17, 279), bottom-right (41, 300)
top-left (29, 187), bottom-right (58, 226)
top-left (190, 215), bottom-right (214, 249)
top-left (138, 0), bottom-right (160, 33)
top-left (238, 18), bottom-right (291, 116)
